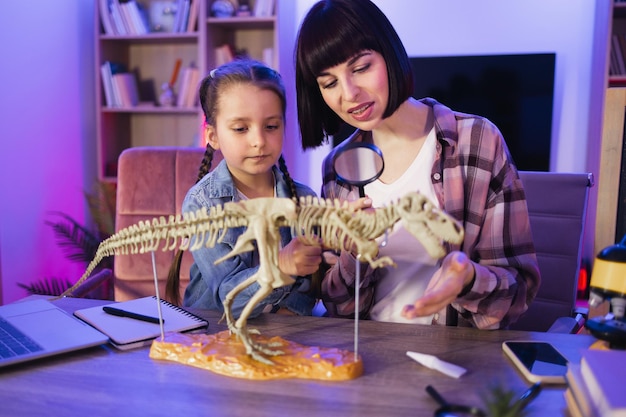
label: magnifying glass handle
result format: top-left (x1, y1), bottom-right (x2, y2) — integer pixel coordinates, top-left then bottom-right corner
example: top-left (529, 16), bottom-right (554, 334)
top-left (425, 385), bottom-right (449, 408)
top-left (358, 186), bottom-right (365, 198)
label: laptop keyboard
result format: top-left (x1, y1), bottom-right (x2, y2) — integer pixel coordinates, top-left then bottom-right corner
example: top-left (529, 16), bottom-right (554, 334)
top-left (0, 317), bottom-right (43, 358)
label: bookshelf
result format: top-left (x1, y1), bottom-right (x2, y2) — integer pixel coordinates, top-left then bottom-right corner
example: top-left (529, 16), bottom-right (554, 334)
top-left (95, 0), bottom-right (278, 181)
top-left (610, 1), bottom-right (626, 86)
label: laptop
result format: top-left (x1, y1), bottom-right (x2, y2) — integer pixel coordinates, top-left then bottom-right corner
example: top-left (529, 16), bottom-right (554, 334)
top-left (0, 299), bottom-right (108, 368)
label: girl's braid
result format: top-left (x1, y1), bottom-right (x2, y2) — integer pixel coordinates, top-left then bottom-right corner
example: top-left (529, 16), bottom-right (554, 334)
top-left (278, 154), bottom-right (299, 206)
top-left (196, 145), bottom-right (214, 183)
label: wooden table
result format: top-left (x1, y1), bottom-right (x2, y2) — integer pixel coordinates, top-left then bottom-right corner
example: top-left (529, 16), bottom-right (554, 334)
top-left (0, 298), bottom-right (596, 417)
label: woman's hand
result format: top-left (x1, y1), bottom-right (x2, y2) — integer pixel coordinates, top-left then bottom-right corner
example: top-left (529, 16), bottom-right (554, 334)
top-left (401, 251), bottom-right (475, 319)
top-left (279, 238), bottom-right (322, 276)
top-left (347, 196), bottom-right (373, 212)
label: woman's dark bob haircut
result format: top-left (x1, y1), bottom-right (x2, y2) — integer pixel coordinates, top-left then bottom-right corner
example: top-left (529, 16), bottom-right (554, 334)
top-left (295, 0), bottom-right (414, 150)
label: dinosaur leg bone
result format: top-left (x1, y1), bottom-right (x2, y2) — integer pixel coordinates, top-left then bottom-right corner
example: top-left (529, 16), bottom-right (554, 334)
top-left (218, 200), bottom-right (297, 364)
top-left (222, 275), bottom-right (282, 365)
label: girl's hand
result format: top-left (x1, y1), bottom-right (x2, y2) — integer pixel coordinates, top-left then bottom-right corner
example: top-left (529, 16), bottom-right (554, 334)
top-left (279, 238), bottom-right (322, 276)
top-left (400, 251), bottom-right (475, 319)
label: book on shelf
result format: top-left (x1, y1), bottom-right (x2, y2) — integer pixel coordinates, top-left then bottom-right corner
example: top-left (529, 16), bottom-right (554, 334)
top-left (254, 0), bottom-right (275, 17)
top-left (176, 66), bottom-right (191, 108)
top-left (565, 363), bottom-right (599, 417)
top-left (618, 35), bottom-right (626, 76)
top-left (100, 61), bottom-right (128, 107)
top-left (125, 0), bottom-right (149, 34)
top-left (112, 0), bottom-right (133, 34)
top-left (109, 0), bottom-right (128, 35)
top-left (118, 1), bottom-right (135, 33)
top-left (215, 44), bottom-right (235, 67)
top-left (176, 64), bottom-right (199, 108)
top-left (612, 35), bottom-right (626, 76)
top-left (74, 296), bottom-right (208, 350)
top-left (184, 66), bottom-right (200, 107)
top-left (262, 47), bottom-right (274, 69)
top-left (112, 73), bottom-right (140, 107)
top-left (173, 0), bottom-right (184, 32)
top-left (186, 0), bottom-right (199, 32)
top-left (100, 63), bottom-right (115, 106)
top-left (104, 0), bottom-right (149, 35)
top-left (99, 0), bottom-right (116, 35)
top-left (172, 0), bottom-right (191, 33)
top-left (578, 349), bottom-right (626, 417)
top-left (565, 388), bottom-right (585, 417)
top-left (180, 0), bottom-right (191, 32)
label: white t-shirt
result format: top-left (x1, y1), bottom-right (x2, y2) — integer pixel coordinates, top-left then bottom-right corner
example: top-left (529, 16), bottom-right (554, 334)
top-left (365, 128), bottom-right (445, 324)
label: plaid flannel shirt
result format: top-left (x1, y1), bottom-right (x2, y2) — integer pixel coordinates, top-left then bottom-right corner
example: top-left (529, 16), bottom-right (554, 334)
top-left (320, 98), bottom-right (540, 329)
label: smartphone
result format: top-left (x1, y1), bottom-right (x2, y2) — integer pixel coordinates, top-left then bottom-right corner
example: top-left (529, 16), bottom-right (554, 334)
top-left (502, 341), bottom-right (569, 384)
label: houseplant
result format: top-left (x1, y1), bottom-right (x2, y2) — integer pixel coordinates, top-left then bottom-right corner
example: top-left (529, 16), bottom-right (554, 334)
top-left (18, 181), bottom-right (116, 299)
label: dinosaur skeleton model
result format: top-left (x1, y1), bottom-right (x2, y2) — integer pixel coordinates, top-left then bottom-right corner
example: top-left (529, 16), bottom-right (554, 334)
top-left (60, 191), bottom-right (464, 363)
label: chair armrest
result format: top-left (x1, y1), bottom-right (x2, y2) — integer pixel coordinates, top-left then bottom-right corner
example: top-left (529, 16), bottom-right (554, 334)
top-left (547, 313), bottom-right (585, 334)
top-left (70, 269), bottom-right (112, 298)
top-left (574, 305), bottom-right (589, 318)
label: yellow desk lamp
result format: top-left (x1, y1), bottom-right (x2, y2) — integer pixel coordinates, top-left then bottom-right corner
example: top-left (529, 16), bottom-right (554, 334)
top-left (585, 235), bottom-right (626, 349)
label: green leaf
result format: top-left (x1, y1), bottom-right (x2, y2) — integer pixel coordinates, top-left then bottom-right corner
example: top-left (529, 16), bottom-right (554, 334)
top-left (20, 180), bottom-right (116, 299)
top-left (84, 181), bottom-right (117, 237)
top-left (17, 277), bottom-right (73, 296)
top-left (481, 382), bottom-right (531, 417)
top-left (45, 211), bottom-right (101, 263)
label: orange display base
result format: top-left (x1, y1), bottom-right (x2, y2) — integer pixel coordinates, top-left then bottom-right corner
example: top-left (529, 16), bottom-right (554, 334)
top-left (149, 330), bottom-right (363, 380)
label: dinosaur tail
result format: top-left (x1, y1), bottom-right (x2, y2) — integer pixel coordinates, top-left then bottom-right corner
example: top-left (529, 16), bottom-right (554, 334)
top-left (54, 239), bottom-right (113, 299)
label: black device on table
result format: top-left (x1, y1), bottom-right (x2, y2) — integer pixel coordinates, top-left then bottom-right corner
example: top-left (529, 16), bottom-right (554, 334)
top-left (502, 341), bottom-right (568, 385)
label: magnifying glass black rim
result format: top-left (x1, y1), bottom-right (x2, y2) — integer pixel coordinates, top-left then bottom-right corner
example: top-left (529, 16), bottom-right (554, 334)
top-left (427, 385), bottom-right (487, 417)
top-left (434, 405), bottom-right (487, 417)
top-left (332, 142), bottom-right (385, 186)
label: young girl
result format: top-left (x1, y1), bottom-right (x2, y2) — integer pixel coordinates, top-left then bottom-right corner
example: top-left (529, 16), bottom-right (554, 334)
top-left (173, 59), bottom-right (321, 318)
top-left (295, 0), bottom-right (540, 329)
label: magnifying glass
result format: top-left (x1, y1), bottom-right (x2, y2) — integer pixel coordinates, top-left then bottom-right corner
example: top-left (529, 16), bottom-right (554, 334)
top-left (426, 385), bottom-right (487, 417)
top-left (332, 142), bottom-right (385, 198)
top-left (331, 142), bottom-right (385, 363)
top-left (425, 383), bottom-right (541, 417)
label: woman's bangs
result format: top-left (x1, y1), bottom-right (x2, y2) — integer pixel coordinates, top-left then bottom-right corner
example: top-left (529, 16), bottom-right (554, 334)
top-left (303, 23), bottom-right (373, 81)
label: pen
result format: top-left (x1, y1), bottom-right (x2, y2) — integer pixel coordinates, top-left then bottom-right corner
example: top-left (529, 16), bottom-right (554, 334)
top-left (516, 382), bottom-right (541, 410)
top-left (102, 306), bottom-right (163, 324)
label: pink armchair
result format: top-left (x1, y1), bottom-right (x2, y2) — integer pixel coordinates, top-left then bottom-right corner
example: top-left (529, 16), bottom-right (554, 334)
top-left (113, 146), bottom-right (221, 301)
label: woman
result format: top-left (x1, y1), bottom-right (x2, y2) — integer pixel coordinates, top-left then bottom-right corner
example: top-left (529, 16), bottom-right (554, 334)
top-left (295, 0), bottom-right (540, 329)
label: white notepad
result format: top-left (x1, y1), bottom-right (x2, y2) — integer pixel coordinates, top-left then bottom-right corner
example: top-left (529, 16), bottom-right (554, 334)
top-left (74, 296), bottom-right (208, 350)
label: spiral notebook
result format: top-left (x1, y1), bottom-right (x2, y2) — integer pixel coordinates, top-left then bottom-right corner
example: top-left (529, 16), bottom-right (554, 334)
top-left (74, 296), bottom-right (208, 350)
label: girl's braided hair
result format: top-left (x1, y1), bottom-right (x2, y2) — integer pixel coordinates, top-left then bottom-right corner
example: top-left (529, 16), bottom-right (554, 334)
top-left (165, 59), bottom-right (301, 305)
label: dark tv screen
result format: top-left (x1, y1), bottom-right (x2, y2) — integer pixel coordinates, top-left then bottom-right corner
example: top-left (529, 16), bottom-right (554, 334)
top-left (410, 53), bottom-right (555, 171)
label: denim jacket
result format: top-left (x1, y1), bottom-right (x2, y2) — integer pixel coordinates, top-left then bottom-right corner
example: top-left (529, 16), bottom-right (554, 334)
top-left (182, 159), bottom-right (318, 318)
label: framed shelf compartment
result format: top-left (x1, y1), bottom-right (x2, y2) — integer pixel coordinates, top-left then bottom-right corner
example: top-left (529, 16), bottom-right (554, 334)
top-left (95, 0), bottom-right (206, 181)
top-left (95, 0), bottom-right (280, 181)
top-left (205, 15), bottom-right (277, 70)
top-left (610, 2), bottom-right (626, 87)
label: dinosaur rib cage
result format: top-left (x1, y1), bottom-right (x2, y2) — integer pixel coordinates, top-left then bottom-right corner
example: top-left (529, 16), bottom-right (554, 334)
top-left (292, 195), bottom-right (397, 260)
top-left (60, 192), bottom-right (463, 298)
